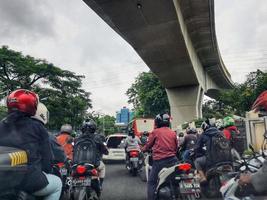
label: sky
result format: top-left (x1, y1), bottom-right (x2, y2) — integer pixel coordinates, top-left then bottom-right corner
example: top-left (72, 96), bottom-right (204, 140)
top-left (0, 0), bottom-right (267, 116)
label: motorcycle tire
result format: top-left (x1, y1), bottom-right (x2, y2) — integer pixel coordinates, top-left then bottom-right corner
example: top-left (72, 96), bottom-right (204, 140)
top-left (203, 176), bottom-right (222, 198)
top-left (132, 168), bottom-right (138, 176)
top-left (181, 194), bottom-right (196, 200)
top-left (73, 188), bottom-right (99, 200)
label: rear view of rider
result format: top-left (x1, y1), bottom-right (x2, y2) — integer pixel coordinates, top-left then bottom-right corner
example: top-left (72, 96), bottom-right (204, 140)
top-left (180, 127), bottom-right (198, 163)
top-left (194, 118), bottom-right (231, 182)
top-left (223, 116), bottom-right (239, 142)
top-left (0, 89), bottom-right (62, 200)
top-left (142, 113), bottom-right (178, 200)
top-left (125, 128), bottom-right (142, 166)
top-left (32, 102), bottom-right (66, 164)
top-left (57, 124), bottom-right (74, 161)
top-left (74, 119), bottom-right (108, 189)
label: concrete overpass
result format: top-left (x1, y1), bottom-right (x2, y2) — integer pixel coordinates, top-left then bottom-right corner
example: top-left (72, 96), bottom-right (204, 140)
top-left (83, 0), bottom-right (233, 128)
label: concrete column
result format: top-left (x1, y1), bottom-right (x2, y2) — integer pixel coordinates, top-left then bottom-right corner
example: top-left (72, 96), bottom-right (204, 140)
top-left (166, 85), bottom-right (203, 129)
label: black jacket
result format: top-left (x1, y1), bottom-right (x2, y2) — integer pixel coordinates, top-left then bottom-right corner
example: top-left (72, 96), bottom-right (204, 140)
top-left (194, 127), bottom-right (219, 158)
top-left (0, 111), bottom-right (53, 193)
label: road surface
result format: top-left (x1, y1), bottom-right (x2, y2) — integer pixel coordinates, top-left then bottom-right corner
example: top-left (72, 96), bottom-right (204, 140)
top-left (101, 163), bottom-right (267, 200)
top-left (102, 162), bottom-right (146, 200)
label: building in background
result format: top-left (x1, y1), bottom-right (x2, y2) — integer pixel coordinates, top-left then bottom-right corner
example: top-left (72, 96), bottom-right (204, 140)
top-left (116, 107), bottom-right (134, 125)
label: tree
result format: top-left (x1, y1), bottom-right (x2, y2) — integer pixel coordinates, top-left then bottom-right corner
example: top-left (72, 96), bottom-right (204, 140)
top-left (0, 105), bottom-right (7, 120)
top-left (202, 100), bottom-right (234, 119)
top-left (0, 46), bottom-right (92, 129)
top-left (218, 70), bottom-right (267, 116)
top-left (86, 112), bottom-right (118, 136)
top-left (126, 71), bottom-right (170, 117)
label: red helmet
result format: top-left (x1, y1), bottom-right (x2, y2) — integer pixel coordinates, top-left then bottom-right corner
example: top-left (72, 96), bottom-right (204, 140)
top-left (252, 90), bottom-right (267, 112)
top-left (7, 89), bottom-right (39, 116)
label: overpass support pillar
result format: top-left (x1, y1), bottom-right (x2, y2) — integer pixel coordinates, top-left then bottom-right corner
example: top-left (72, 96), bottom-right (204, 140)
top-left (166, 85), bottom-right (204, 129)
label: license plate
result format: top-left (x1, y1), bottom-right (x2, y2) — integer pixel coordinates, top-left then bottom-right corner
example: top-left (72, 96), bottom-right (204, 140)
top-left (72, 178), bottom-right (91, 187)
top-left (60, 168), bottom-right (67, 176)
top-left (130, 157), bottom-right (138, 161)
top-left (179, 180), bottom-right (200, 194)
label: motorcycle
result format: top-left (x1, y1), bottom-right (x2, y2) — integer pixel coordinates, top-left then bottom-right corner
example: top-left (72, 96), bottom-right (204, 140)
top-left (201, 162), bottom-right (234, 198)
top-left (126, 149), bottom-right (143, 176)
top-left (220, 135), bottom-right (267, 200)
top-left (70, 163), bottom-right (100, 200)
top-left (53, 161), bottom-right (72, 200)
top-left (156, 163), bottom-right (201, 200)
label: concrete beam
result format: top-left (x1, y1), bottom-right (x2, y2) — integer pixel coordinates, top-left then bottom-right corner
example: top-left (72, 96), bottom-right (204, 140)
top-left (166, 85), bottom-right (203, 129)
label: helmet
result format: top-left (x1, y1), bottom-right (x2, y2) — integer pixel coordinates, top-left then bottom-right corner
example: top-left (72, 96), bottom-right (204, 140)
top-left (215, 119), bottom-right (224, 130)
top-left (186, 127), bottom-right (197, 134)
top-left (81, 119), bottom-right (97, 134)
top-left (60, 124), bottom-right (73, 134)
top-left (7, 89), bottom-right (38, 116)
top-left (155, 113), bottom-right (170, 128)
top-left (32, 102), bottom-right (49, 125)
top-left (201, 118), bottom-right (216, 131)
top-left (252, 90), bottom-right (267, 112)
top-left (223, 116), bottom-right (235, 127)
top-left (178, 132), bottom-right (184, 137)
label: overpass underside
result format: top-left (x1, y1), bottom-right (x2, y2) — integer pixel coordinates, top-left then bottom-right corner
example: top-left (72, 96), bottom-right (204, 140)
top-left (83, 0), bottom-right (233, 128)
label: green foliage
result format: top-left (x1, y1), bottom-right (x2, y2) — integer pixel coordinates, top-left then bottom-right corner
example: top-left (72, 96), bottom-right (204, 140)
top-left (218, 70), bottom-right (267, 116)
top-left (0, 105), bottom-right (7, 120)
top-left (86, 112), bottom-right (118, 136)
top-left (202, 100), bottom-right (234, 119)
top-left (0, 46), bottom-right (92, 129)
top-left (126, 71), bottom-right (170, 117)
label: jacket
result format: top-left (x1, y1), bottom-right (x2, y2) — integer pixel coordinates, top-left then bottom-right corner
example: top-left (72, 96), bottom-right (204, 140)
top-left (194, 127), bottom-right (219, 158)
top-left (223, 126), bottom-right (239, 140)
top-left (142, 127), bottom-right (178, 160)
top-left (181, 134), bottom-right (197, 151)
top-left (0, 111), bottom-right (53, 193)
top-left (125, 135), bottom-right (141, 152)
top-left (56, 133), bottom-right (73, 160)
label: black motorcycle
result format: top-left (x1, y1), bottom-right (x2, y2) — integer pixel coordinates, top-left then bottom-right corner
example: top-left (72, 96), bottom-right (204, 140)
top-left (70, 163), bottom-right (100, 200)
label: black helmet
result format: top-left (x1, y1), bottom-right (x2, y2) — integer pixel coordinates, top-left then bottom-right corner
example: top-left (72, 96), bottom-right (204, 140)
top-left (155, 113), bottom-right (170, 128)
top-left (186, 127), bottom-right (197, 134)
top-left (201, 118), bottom-right (216, 131)
top-left (81, 119), bottom-right (97, 134)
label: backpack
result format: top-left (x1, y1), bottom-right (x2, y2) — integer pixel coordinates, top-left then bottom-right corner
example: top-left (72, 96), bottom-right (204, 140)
top-left (73, 136), bottom-right (100, 167)
top-left (206, 131), bottom-right (232, 167)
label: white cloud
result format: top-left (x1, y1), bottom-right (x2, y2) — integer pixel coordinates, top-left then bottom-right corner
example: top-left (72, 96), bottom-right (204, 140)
top-left (0, 0), bottom-right (266, 115)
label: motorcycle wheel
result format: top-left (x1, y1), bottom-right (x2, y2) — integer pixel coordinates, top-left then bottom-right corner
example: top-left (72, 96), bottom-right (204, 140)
top-left (204, 176), bottom-right (222, 198)
top-left (181, 194), bottom-right (196, 200)
top-left (132, 168), bottom-right (138, 176)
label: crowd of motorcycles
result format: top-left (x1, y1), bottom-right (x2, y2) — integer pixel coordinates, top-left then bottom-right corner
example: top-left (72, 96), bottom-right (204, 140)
top-left (1, 132), bottom-right (266, 200)
top-left (125, 132), bottom-right (267, 200)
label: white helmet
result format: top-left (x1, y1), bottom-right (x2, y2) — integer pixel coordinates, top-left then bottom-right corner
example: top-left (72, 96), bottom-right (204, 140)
top-left (32, 102), bottom-right (49, 125)
top-left (60, 124), bottom-right (73, 134)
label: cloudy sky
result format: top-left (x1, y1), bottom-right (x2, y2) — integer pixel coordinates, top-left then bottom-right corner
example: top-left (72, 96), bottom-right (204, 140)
top-left (0, 0), bottom-right (266, 115)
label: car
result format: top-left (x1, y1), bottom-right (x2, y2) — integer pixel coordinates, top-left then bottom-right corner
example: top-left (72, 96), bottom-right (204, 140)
top-left (103, 134), bottom-right (127, 161)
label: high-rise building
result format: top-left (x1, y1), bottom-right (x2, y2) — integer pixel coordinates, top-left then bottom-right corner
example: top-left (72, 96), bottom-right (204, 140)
top-left (116, 107), bottom-right (134, 125)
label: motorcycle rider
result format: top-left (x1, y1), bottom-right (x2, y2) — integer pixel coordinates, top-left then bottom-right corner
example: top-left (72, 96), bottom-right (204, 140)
top-left (194, 118), bottom-right (218, 183)
top-left (223, 116), bottom-right (239, 141)
top-left (125, 128), bottom-right (142, 167)
top-left (142, 113), bottom-right (178, 200)
top-left (56, 124), bottom-right (74, 161)
top-left (32, 102), bottom-right (66, 164)
top-left (180, 127), bottom-right (198, 163)
top-left (0, 89), bottom-right (62, 200)
top-left (74, 119), bottom-right (108, 189)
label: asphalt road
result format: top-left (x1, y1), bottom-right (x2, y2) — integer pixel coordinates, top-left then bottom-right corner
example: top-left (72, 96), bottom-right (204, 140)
top-left (101, 163), bottom-right (267, 200)
top-left (101, 162), bottom-right (147, 200)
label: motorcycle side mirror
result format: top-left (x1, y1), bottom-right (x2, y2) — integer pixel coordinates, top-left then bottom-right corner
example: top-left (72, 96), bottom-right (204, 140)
top-left (249, 144), bottom-right (255, 153)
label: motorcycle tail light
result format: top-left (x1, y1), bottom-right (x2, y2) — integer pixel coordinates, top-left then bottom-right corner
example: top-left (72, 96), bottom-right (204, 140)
top-left (178, 163), bottom-right (191, 171)
top-left (130, 151), bottom-right (139, 157)
top-left (76, 165), bottom-right (86, 174)
top-left (91, 169), bottom-right (98, 176)
top-left (56, 162), bottom-right (64, 168)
